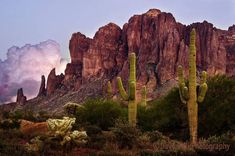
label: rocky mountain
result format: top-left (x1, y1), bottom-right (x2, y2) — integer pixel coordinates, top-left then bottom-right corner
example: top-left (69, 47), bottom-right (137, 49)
top-left (1, 9), bottom-right (235, 114)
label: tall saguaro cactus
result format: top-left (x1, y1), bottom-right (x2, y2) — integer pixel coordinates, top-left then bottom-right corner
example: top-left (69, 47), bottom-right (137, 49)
top-left (178, 28), bottom-right (208, 144)
top-left (117, 52), bottom-right (146, 126)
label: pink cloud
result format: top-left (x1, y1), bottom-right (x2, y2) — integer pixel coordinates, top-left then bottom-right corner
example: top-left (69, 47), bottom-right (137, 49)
top-left (0, 40), bottom-right (67, 104)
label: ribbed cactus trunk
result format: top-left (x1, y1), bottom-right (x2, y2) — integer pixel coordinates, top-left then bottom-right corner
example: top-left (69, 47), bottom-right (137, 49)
top-left (128, 53), bottom-right (137, 126)
top-left (188, 28), bottom-right (198, 144)
top-left (117, 52), bottom-right (146, 126)
top-left (177, 29), bottom-right (208, 144)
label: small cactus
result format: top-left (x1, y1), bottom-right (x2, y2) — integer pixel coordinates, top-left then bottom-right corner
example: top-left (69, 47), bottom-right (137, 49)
top-left (46, 117), bottom-right (87, 145)
top-left (47, 117), bottom-right (76, 136)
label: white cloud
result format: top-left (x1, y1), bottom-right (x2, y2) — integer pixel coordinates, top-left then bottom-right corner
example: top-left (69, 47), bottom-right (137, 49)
top-left (0, 40), bottom-right (67, 104)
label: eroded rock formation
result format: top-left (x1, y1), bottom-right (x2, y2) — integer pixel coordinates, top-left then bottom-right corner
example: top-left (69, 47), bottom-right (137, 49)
top-left (46, 68), bottom-right (64, 95)
top-left (37, 75), bottom-right (46, 96)
top-left (16, 88), bottom-right (27, 105)
top-left (45, 8), bottom-right (235, 97)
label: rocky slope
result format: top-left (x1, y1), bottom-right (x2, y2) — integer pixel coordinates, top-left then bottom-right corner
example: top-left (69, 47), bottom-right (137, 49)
top-left (1, 9), bottom-right (235, 114)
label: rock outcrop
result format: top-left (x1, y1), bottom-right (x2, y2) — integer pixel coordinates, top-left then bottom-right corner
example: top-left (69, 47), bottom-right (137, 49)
top-left (46, 68), bottom-right (64, 95)
top-left (62, 9), bottom-right (235, 91)
top-left (82, 23), bottom-right (123, 80)
top-left (37, 75), bottom-right (46, 96)
top-left (43, 8), bottom-right (235, 102)
top-left (16, 88), bottom-right (27, 105)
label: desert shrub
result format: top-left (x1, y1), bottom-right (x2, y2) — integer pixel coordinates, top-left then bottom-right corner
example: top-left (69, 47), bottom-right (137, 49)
top-left (0, 129), bottom-right (31, 156)
top-left (85, 125), bottom-right (103, 136)
top-left (140, 75), bottom-right (235, 141)
top-left (206, 132), bottom-right (233, 144)
top-left (2, 111), bottom-right (10, 119)
top-left (0, 142), bottom-right (30, 156)
top-left (148, 130), bottom-right (168, 143)
top-left (36, 111), bottom-right (50, 122)
top-left (111, 120), bottom-right (141, 149)
top-left (10, 110), bottom-right (23, 120)
top-left (75, 99), bottom-right (127, 130)
top-left (198, 75), bottom-right (235, 137)
top-left (25, 117), bottom-right (87, 155)
top-left (84, 125), bottom-right (107, 149)
top-left (0, 119), bottom-right (20, 130)
top-left (10, 110), bottom-right (37, 122)
top-left (8, 110), bottom-right (50, 122)
top-left (139, 88), bottom-right (188, 140)
top-left (137, 105), bottom-right (156, 131)
top-left (63, 102), bottom-right (83, 116)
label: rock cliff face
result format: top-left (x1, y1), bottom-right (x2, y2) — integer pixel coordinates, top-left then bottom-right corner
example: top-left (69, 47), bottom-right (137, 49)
top-left (21, 8), bottom-right (235, 113)
top-left (45, 9), bottom-right (234, 95)
top-left (46, 68), bottom-right (64, 95)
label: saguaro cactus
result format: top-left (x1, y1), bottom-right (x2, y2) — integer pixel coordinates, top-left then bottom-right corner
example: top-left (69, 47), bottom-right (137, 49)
top-left (177, 28), bottom-right (208, 144)
top-left (117, 52), bottom-right (146, 126)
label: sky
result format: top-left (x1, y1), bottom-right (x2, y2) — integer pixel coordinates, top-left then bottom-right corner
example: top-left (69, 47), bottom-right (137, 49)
top-left (0, 0), bottom-right (234, 103)
top-left (0, 0), bottom-right (235, 60)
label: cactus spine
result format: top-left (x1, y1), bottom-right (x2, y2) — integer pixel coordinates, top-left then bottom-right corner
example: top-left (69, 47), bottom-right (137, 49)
top-left (177, 28), bottom-right (208, 144)
top-left (117, 52), bottom-right (146, 126)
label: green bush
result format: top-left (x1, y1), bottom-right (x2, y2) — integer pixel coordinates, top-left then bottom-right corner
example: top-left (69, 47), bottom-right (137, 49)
top-left (9, 110), bottom-right (37, 121)
top-left (0, 119), bottom-right (20, 130)
top-left (75, 99), bottom-right (127, 130)
top-left (198, 75), bottom-right (235, 137)
top-left (139, 75), bottom-right (235, 141)
top-left (111, 120), bottom-right (141, 149)
top-left (6, 110), bottom-right (50, 122)
top-left (138, 88), bottom-right (189, 140)
top-left (0, 129), bottom-right (30, 156)
top-left (137, 105), bottom-right (155, 131)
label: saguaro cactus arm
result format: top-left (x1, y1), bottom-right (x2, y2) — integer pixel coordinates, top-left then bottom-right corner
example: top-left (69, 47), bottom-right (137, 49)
top-left (117, 77), bottom-right (128, 100)
top-left (197, 71), bottom-right (208, 103)
top-left (178, 65), bottom-right (189, 104)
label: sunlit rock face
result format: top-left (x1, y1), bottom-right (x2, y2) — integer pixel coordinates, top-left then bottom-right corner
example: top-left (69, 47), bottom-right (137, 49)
top-left (59, 9), bottom-right (235, 94)
top-left (11, 8), bottom-right (234, 112)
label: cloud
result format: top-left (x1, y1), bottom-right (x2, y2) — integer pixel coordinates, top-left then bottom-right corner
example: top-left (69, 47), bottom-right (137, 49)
top-left (0, 40), bottom-right (67, 104)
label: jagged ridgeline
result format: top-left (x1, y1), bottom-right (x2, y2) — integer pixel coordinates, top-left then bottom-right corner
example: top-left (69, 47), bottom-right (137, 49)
top-left (1, 9), bottom-right (235, 113)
